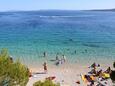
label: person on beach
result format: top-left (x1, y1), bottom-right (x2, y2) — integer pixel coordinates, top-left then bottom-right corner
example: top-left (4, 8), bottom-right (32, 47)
top-left (89, 68), bottom-right (97, 75)
top-left (104, 67), bottom-right (111, 74)
top-left (84, 75), bottom-right (95, 86)
top-left (55, 58), bottom-right (62, 66)
top-left (27, 68), bottom-right (32, 77)
top-left (55, 55), bottom-right (66, 65)
top-left (9, 56), bottom-right (13, 63)
top-left (55, 60), bottom-right (60, 66)
top-left (91, 62), bottom-right (96, 69)
top-left (55, 53), bottom-right (60, 66)
top-left (58, 55), bottom-right (66, 64)
top-left (89, 62), bottom-right (100, 69)
top-left (43, 62), bottom-right (47, 73)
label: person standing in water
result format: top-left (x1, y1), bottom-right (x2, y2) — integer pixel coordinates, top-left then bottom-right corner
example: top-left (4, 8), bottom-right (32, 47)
top-left (62, 55), bottom-right (66, 63)
top-left (56, 53), bottom-right (59, 60)
top-left (43, 52), bottom-right (47, 57)
top-left (55, 53), bottom-right (60, 66)
top-left (43, 62), bottom-right (47, 73)
top-left (74, 50), bottom-right (77, 54)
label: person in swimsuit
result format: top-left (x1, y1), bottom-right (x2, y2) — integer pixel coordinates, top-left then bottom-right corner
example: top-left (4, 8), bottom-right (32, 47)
top-left (43, 62), bottom-right (47, 73)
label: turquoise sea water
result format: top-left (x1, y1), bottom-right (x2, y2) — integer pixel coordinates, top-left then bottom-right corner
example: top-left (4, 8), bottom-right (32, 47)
top-left (0, 10), bottom-right (115, 66)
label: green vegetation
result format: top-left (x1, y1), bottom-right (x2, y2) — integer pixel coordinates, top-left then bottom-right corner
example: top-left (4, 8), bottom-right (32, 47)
top-left (0, 49), bottom-right (29, 86)
top-left (113, 62), bottom-right (115, 68)
top-left (110, 62), bottom-right (115, 82)
top-left (33, 80), bottom-right (60, 86)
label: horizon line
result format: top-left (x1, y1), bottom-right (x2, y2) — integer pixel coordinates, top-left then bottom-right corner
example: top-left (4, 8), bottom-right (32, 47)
top-left (0, 8), bottom-right (115, 12)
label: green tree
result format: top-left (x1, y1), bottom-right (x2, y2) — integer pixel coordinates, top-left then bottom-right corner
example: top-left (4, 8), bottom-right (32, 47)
top-left (113, 62), bottom-right (115, 68)
top-left (0, 49), bottom-right (29, 86)
top-left (33, 80), bottom-right (60, 86)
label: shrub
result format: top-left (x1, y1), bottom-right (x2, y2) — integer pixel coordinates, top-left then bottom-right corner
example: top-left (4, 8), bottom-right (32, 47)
top-left (33, 80), bottom-right (60, 86)
top-left (110, 70), bottom-right (115, 82)
top-left (113, 62), bottom-right (115, 68)
top-left (0, 49), bottom-right (29, 86)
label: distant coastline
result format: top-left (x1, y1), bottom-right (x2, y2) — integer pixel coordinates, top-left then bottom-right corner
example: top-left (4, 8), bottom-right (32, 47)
top-left (0, 8), bottom-right (115, 13)
top-left (88, 8), bottom-right (115, 12)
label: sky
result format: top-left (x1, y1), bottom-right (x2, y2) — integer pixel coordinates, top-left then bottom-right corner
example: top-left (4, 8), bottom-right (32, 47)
top-left (0, 0), bottom-right (115, 11)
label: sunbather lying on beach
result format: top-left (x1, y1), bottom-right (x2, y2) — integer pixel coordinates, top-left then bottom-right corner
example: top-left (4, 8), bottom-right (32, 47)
top-left (88, 62), bottom-right (100, 69)
top-left (88, 68), bottom-right (97, 75)
top-left (81, 74), bottom-right (95, 86)
top-left (91, 69), bottom-right (110, 79)
top-left (27, 68), bottom-right (32, 77)
top-left (104, 67), bottom-right (111, 74)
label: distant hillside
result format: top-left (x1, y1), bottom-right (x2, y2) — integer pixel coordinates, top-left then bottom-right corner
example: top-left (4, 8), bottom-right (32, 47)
top-left (90, 8), bottom-right (115, 11)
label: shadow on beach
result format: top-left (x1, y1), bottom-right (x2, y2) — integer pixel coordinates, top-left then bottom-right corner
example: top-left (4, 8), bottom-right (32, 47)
top-left (33, 72), bottom-right (46, 74)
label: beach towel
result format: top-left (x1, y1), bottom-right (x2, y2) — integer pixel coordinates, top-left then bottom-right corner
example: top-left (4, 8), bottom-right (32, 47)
top-left (81, 75), bottom-right (88, 83)
top-left (102, 73), bottom-right (110, 78)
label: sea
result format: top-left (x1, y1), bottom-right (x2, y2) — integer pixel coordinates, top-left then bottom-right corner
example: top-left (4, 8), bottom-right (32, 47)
top-left (0, 10), bottom-right (115, 67)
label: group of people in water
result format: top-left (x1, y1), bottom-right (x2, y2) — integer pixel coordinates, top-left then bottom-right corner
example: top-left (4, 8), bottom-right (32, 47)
top-left (43, 52), bottom-right (67, 74)
top-left (55, 54), bottom-right (66, 66)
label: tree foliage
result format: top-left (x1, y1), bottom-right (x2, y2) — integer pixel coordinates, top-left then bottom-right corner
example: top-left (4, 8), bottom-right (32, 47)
top-left (0, 49), bottom-right (29, 86)
top-left (113, 62), bottom-right (115, 68)
top-left (33, 80), bottom-right (60, 86)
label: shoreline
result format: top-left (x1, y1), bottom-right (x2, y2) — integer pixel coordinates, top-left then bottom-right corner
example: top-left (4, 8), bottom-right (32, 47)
top-left (21, 55), bottom-right (114, 67)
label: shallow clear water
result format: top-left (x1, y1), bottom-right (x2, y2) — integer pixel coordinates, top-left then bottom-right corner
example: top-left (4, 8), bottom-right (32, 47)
top-left (0, 10), bottom-right (115, 66)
